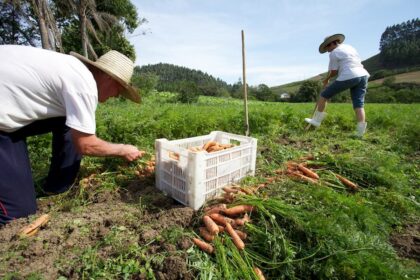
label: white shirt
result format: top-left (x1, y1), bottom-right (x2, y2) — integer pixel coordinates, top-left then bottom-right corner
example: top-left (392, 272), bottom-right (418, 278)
top-left (0, 45), bottom-right (98, 134)
top-left (328, 44), bottom-right (370, 81)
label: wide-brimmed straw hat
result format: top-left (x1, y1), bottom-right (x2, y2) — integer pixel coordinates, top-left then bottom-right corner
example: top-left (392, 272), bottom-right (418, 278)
top-left (318, 34), bottom-right (345, 54)
top-left (70, 50), bottom-right (140, 103)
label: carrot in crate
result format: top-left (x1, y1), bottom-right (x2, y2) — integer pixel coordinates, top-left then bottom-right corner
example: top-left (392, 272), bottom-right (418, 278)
top-left (202, 141), bottom-right (217, 151)
top-left (193, 238), bottom-right (214, 254)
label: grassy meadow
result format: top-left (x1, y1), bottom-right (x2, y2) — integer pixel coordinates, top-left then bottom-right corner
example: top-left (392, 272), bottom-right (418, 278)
top-left (1, 93), bottom-right (419, 279)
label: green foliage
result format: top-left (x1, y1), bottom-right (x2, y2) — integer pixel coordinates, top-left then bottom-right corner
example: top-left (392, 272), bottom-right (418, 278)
top-left (380, 18), bottom-right (420, 67)
top-left (132, 68), bottom-right (159, 96)
top-left (292, 80), bottom-right (322, 102)
top-left (176, 80), bottom-right (199, 103)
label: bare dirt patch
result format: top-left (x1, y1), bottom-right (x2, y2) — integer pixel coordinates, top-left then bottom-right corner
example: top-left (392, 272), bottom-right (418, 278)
top-left (390, 223), bottom-right (420, 262)
top-left (0, 178), bottom-right (196, 279)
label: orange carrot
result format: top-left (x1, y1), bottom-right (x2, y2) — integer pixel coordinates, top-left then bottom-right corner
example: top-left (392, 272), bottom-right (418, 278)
top-left (224, 205), bottom-right (254, 217)
top-left (225, 223), bottom-right (245, 250)
top-left (222, 186), bottom-right (239, 194)
top-left (20, 214), bottom-right (50, 238)
top-left (239, 187), bottom-right (254, 195)
top-left (335, 174), bottom-right (359, 191)
top-left (203, 215), bottom-right (219, 235)
top-left (204, 203), bottom-right (227, 215)
top-left (209, 213), bottom-right (235, 226)
top-left (253, 267), bottom-right (265, 280)
top-left (235, 229), bottom-right (247, 240)
top-left (203, 141), bottom-right (217, 151)
top-left (193, 238), bottom-right (214, 254)
top-left (199, 227), bottom-right (215, 242)
top-left (297, 164), bottom-right (319, 179)
top-left (218, 225), bottom-right (225, 233)
top-left (292, 172), bottom-right (318, 184)
top-left (235, 213), bottom-right (251, 226)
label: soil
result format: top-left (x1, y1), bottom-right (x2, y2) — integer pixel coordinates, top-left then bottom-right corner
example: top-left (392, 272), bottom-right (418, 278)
top-left (390, 223), bottom-right (420, 262)
top-left (0, 175), bottom-right (196, 279)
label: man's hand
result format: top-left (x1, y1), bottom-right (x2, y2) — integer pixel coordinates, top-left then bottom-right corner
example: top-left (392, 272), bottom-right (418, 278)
top-left (119, 145), bottom-right (145, 161)
top-left (322, 79), bottom-right (329, 88)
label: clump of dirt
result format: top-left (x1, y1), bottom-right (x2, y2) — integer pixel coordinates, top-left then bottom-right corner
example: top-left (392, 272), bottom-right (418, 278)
top-left (390, 223), bottom-right (420, 262)
top-left (0, 178), bottom-right (196, 279)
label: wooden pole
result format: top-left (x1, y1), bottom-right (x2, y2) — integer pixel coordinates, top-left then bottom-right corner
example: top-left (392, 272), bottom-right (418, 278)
top-left (242, 30), bottom-right (250, 136)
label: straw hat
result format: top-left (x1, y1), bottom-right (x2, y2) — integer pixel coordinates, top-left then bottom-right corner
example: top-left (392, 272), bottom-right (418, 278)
top-left (319, 34), bottom-right (345, 54)
top-left (70, 50), bottom-right (140, 103)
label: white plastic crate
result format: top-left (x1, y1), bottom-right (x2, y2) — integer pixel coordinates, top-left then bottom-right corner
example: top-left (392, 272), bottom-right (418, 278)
top-left (155, 131), bottom-right (257, 210)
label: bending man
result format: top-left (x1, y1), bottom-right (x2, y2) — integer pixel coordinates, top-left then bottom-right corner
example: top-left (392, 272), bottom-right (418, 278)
top-left (0, 45), bottom-right (145, 225)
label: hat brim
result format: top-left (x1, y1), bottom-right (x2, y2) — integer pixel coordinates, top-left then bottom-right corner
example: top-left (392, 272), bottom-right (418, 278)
top-left (70, 52), bottom-right (141, 103)
top-left (319, 34), bottom-right (345, 54)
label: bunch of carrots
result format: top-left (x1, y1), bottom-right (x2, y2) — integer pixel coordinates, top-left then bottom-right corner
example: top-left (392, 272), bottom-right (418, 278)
top-left (279, 157), bottom-right (359, 191)
top-left (188, 141), bottom-right (236, 153)
top-left (192, 203), bottom-right (266, 279)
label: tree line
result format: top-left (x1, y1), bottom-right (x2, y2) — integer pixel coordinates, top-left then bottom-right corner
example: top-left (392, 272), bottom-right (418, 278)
top-left (379, 18), bottom-right (420, 67)
top-left (133, 63), bottom-right (277, 103)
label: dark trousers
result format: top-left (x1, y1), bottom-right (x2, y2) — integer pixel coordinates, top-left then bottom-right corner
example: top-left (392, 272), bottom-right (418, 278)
top-left (0, 117), bottom-right (82, 225)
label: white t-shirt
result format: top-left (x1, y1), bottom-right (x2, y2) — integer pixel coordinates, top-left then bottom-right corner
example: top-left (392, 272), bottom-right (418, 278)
top-left (0, 45), bottom-right (98, 134)
top-left (328, 44), bottom-right (370, 81)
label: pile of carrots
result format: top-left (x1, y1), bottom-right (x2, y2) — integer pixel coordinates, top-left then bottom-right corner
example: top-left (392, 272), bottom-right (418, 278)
top-left (188, 141), bottom-right (236, 153)
top-left (192, 203), bottom-right (266, 279)
top-left (279, 157), bottom-right (359, 191)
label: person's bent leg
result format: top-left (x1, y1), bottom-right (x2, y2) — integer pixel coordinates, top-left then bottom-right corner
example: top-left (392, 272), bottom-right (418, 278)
top-left (0, 133), bottom-right (36, 225)
top-left (43, 121), bottom-right (82, 194)
top-left (351, 76), bottom-right (368, 137)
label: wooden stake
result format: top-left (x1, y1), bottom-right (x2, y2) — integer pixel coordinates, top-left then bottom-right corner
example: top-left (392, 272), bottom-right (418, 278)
top-left (242, 30), bottom-right (250, 136)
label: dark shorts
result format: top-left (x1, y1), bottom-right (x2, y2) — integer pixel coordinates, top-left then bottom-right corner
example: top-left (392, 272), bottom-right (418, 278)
top-left (320, 75), bottom-right (369, 108)
top-left (0, 117), bottom-right (82, 225)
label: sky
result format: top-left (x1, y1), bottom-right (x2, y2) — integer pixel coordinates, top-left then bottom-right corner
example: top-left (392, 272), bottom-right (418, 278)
top-left (129, 0), bottom-right (419, 87)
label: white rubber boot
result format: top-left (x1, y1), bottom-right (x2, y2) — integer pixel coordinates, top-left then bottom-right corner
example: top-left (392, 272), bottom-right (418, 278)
top-left (356, 122), bottom-right (367, 137)
top-left (304, 111), bottom-right (327, 127)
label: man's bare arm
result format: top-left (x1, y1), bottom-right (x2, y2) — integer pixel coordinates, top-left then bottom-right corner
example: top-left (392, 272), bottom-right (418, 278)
top-left (71, 129), bottom-right (145, 161)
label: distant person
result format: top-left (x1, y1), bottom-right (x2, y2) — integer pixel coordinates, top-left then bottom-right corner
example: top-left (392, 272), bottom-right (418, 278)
top-left (304, 34), bottom-right (370, 137)
top-left (0, 45), bottom-right (145, 225)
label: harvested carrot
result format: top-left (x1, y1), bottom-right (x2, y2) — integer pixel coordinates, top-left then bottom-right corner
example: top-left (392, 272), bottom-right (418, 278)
top-left (219, 143), bottom-right (234, 149)
top-left (203, 215), bottom-right (219, 235)
top-left (199, 227), bottom-right (215, 242)
top-left (235, 213), bottom-right (251, 226)
top-left (203, 141), bottom-right (217, 151)
top-left (207, 145), bottom-right (225, 153)
top-left (225, 223), bottom-right (245, 250)
top-left (292, 172), bottom-right (318, 184)
top-left (223, 192), bottom-right (236, 203)
top-left (234, 229), bottom-right (247, 240)
top-left (204, 204), bottom-right (227, 215)
top-left (335, 174), bottom-right (359, 191)
top-left (19, 214), bottom-right (50, 238)
top-left (297, 164), bottom-right (319, 179)
top-left (218, 225), bottom-right (225, 233)
top-left (224, 205), bottom-right (254, 217)
top-left (253, 267), bottom-right (265, 280)
top-left (169, 152), bottom-right (180, 161)
top-left (239, 187), bottom-right (254, 195)
top-left (209, 213), bottom-right (234, 226)
top-left (222, 186), bottom-right (239, 194)
top-left (193, 238), bottom-right (214, 254)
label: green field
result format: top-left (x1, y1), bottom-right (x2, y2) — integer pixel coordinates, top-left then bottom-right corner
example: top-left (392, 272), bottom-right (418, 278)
top-left (1, 94), bottom-right (419, 279)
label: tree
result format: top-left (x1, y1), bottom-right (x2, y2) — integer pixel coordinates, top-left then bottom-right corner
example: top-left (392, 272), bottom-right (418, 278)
top-left (293, 80), bottom-right (321, 102)
top-left (132, 67), bottom-right (159, 96)
top-left (254, 84), bottom-right (273, 101)
top-left (177, 80), bottom-right (199, 103)
top-left (0, 1), bottom-right (39, 45)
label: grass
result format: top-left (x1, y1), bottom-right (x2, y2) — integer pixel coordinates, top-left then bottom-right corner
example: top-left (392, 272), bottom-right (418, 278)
top-left (21, 94), bottom-right (420, 279)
